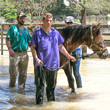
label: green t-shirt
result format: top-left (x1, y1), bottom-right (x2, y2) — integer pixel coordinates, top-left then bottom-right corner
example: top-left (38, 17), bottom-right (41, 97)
top-left (6, 25), bottom-right (31, 51)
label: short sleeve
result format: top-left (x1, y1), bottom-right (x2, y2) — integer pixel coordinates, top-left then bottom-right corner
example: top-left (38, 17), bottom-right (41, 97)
top-left (6, 26), bottom-right (13, 40)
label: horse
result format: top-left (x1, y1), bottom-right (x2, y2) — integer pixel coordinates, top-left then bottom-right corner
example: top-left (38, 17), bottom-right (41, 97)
top-left (58, 24), bottom-right (108, 93)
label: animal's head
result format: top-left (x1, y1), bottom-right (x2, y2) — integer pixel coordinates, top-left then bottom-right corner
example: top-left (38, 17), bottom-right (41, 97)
top-left (83, 24), bottom-right (108, 59)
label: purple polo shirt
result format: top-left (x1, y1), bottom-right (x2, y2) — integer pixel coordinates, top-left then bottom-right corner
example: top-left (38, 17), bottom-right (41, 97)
top-left (30, 28), bottom-right (64, 69)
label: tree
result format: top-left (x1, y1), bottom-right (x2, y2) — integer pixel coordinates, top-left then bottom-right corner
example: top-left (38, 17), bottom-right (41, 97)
top-left (66, 0), bottom-right (110, 20)
top-left (47, 0), bottom-right (71, 16)
top-left (0, 0), bottom-right (17, 22)
top-left (1, 0), bottom-right (110, 23)
top-left (0, 0), bottom-right (57, 23)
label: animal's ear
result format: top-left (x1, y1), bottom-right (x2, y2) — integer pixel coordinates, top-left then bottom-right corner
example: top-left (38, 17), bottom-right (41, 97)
top-left (97, 23), bottom-right (102, 30)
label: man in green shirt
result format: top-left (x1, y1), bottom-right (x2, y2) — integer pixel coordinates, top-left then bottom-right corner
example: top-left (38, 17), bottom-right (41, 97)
top-left (6, 11), bottom-right (31, 89)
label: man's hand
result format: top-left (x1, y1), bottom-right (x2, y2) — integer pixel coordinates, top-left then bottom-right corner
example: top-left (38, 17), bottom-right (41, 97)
top-left (36, 58), bottom-right (43, 66)
top-left (68, 55), bottom-right (76, 62)
top-left (9, 48), bottom-right (15, 57)
top-left (59, 44), bottom-right (76, 62)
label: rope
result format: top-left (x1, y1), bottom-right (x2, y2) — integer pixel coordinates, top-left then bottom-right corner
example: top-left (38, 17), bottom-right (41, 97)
top-left (40, 60), bottom-right (70, 71)
top-left (39, 54), bottom-right (92, 71)
top-left (38, 53), bottom-right (94, 86)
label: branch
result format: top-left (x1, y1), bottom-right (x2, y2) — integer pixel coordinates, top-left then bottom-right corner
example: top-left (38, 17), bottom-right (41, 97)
top-left (79, 3), bottom-right (86, 9)
top-left (40, 5), bottom-right (48, 22)
top-left (71, 0), bottom-right (86, 9)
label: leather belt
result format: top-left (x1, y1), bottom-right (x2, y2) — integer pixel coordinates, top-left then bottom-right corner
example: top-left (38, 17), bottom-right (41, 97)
top-left (13, 50), bottom-right (27, 52)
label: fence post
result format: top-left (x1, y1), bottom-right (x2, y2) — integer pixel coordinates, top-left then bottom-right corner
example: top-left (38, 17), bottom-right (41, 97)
top-left (81, 9), bottom-right (87, 55)
top-left (1, 24), bottom-right (3, 55)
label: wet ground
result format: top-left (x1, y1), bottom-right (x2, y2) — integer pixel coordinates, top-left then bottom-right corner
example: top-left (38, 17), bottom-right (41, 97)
top-left (0, 51), bottom-right (110, 110)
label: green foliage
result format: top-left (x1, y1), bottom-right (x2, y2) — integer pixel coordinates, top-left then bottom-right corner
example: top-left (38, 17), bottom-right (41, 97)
top-left (2, 7), bottom-right (17, 18)
top-left (1, 0), bottom-right (110, 23)
top-left (0, 0), bottom-right (57, 23)
top-left (47, 0), bottom-right (71, 15)
top-left (0, 1), bottom-right (17, 18)
top-left (66, 0), bottom-right (110, 16)
top-left (82, 0), bottom-right (110, 15)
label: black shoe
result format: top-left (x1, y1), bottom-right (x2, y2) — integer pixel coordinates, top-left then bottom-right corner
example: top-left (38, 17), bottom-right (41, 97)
top-left (71, 89), bottom-right (76, 94)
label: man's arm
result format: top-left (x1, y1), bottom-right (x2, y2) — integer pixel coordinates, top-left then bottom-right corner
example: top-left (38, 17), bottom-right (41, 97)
top-left (30, 45), bottom-right (43, 66)
top-left (59, 44), bottom-right (76, 62)
top-left (6, 38), bottom-right (15, 57)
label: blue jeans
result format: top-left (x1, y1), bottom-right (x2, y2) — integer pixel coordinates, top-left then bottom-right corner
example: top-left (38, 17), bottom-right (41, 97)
top-left (70, 58), bottom-right (82, 88)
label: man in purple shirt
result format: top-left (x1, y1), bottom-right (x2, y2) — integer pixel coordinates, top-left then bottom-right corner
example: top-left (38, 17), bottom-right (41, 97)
top-left (30, 13), bottom-right (76, 105)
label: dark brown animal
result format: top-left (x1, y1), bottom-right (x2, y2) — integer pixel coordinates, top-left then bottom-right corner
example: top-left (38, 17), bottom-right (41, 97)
top-left (58, 24), bottom-right (108, 93)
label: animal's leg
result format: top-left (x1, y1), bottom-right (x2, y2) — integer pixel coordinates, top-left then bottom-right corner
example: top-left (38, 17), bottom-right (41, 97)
top-left (63, 63), bottom-right (76, 93)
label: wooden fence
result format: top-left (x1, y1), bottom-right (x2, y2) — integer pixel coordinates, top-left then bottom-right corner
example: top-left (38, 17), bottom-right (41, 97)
top-left (0, 23), bottom-right (110, 57)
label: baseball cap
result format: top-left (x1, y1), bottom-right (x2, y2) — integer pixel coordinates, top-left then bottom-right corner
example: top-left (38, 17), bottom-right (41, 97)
top-left (65, 16), bottom-right (74, 23)
top-left (17, 11), bottom-right (27, 18)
